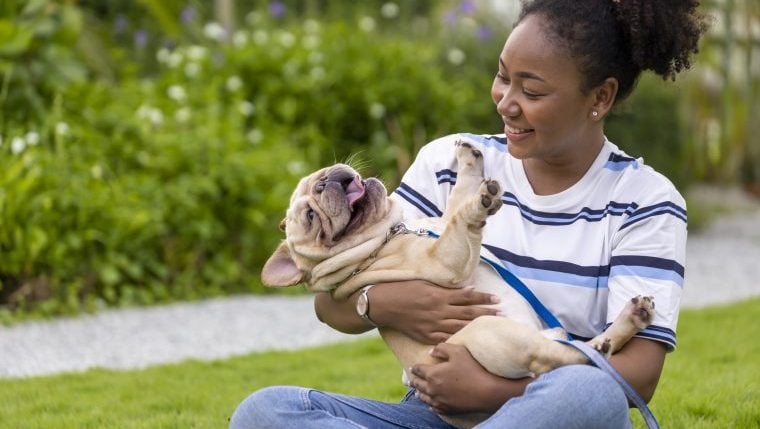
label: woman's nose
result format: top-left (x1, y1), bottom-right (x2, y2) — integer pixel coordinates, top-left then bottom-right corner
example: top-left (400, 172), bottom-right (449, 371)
top-left (496, 93), bottom-right (520, 119)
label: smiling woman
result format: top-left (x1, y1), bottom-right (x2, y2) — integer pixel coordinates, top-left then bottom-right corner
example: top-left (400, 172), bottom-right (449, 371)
top-left (231, 1), bottom-right (709, 428)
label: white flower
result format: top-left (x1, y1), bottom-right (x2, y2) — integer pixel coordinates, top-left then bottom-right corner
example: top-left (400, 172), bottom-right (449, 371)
top-left (184, 62), bottom-right (200, 78)
top-left (381, 2), bottom-right (400, 19)
top-left (253, 30), bottom-right (269, 45)
top-left (246, 128), bottom-right (263, 144)
top-left (25, 131), bottom-right (40, 146)
top-left (148, 109), bottom-right (164, 126)
top-left (167, 51), bottom-right (183, 68)
top-left (304, 19), bottom-right (320, 34)
top-left (186, 45), bottom-right (207, 61)
top-left (232, 30), bottom-right (249, 47)
top-left (309, 67), bottom-right (325, 81)
top-left (238, 101), bottom-right (255, 117)
top-left (55, 122), bottom-right (70, 136)
top-left (91, 164), bottom-right (103, 179)
top-left (245, 11), bottom-right (262, 27)
top-left (226, 75), bottom-right (243, 92)
top-left (137, 104), bottom-right (164, 126)
top-left (369, 103), bottom-right (386, 119)
top-left (278, 31), bottom-right (296, 48)
top-left (156, 47), bottom-right (171, 64)
top-left (308, 52), bottom-right (323, 65)
top-left (11, 137), bottom-right (26, 155)
top-left (175, 107), bottom-right (191, 123)
top-left (359, 16), bottom-right (376, 32)
top-left (447, 48), bottom-right (466, 65)
top-left (287, 161), bottom-right (305, 175)
top-left (203, 22), bottom-right (227, 41)
top-left (167, 85), bottom-right (187, 102)
top-left (303, 35), bottom-right (319, 49)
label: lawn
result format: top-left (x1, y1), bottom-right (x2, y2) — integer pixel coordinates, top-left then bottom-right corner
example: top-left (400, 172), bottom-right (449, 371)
top-left (1, 299), bottom-right (758, 429)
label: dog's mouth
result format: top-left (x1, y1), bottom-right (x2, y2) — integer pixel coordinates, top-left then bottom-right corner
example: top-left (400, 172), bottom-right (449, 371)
top-left (346, 175), bottom-right (367, 212)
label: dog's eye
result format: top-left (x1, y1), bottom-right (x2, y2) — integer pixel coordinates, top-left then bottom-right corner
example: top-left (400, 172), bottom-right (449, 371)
top-left (306, 209), bottom-right (316, 222)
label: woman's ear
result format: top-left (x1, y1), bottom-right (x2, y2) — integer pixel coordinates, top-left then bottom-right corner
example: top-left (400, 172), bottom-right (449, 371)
top-left (590, 77), bottom-right (619, 120)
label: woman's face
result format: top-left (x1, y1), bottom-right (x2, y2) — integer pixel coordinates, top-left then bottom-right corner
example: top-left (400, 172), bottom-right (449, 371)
top-left (491, 14), bottom-right (601, 165)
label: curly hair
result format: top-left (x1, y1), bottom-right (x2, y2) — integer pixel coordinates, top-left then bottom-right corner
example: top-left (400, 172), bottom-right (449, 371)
top-left (517, 0), bottom-right (710, 103)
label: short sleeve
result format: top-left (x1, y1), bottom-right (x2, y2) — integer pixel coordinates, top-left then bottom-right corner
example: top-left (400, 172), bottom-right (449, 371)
top-left (389, 135), bottom-right (459, 221)
top-left (607, 187), bottom-right (687, 351)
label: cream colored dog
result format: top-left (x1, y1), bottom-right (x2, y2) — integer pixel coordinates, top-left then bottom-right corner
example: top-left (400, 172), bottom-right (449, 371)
top-left (262, 141), bottom-right (654, 428)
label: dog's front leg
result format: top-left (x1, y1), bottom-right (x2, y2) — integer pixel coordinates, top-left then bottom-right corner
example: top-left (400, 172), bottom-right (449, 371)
top-left (429, 178), bottom-right (503, 286)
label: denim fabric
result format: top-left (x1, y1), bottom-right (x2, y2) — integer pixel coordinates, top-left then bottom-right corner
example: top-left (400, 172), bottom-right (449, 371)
top-left (229, 365), bottom-right (631, 429)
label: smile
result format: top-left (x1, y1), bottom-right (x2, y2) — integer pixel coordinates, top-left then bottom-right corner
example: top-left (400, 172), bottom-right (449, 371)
top-left (506, 125), bottom-right (534, 134)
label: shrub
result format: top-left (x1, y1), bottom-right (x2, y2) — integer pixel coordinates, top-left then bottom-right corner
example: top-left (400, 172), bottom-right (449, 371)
top-left (0, 5), bottom-right (501, 317)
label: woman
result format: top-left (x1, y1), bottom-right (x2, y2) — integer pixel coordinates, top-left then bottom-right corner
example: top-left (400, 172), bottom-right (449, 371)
top-left (230, 1), bottom-right (708, 427)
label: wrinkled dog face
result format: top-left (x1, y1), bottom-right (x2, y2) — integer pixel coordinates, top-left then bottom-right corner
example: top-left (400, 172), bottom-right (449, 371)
top-left (285, 164), bottom-right (387, 250)
top-left (261, 164), bottom-right (389, 287)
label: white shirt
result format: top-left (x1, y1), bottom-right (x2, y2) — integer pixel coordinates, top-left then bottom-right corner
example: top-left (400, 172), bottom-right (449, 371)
top-left (391, 133), bottom-right (687, 350)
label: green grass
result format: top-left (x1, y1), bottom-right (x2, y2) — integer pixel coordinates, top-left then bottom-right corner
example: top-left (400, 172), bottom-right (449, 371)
top-left (1, 300), bottom-right (758, 429)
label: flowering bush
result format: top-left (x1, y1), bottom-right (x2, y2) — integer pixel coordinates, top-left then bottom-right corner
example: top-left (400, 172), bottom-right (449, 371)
top-left (0, 1), bottom-right (505, 317)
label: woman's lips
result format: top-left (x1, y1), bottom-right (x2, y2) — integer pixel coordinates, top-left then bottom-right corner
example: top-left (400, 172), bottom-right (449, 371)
top-left (505, 124), bottom-right (534, 142)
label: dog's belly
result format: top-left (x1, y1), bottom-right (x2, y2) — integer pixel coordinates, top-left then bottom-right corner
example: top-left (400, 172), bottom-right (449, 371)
top-left (380, 261), bottom-right (546, 385)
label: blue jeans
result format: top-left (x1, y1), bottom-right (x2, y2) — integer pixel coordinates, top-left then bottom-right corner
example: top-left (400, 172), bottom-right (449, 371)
top-left (229, 365), bottom-right (632, 429)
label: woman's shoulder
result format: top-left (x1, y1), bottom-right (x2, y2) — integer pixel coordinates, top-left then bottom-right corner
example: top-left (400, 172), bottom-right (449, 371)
top-left (603, 141), bottom-right (686, 207)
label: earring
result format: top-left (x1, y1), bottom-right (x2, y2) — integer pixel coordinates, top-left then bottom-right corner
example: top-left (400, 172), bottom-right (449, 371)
top-left (592, 111), bottom-right (599, 118)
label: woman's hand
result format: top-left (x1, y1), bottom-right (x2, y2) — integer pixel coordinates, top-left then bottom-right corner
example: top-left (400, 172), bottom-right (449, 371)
top-left (409, 343), bottom-right (530, 415)
top-left (369, 281), bottom-right (500, 344)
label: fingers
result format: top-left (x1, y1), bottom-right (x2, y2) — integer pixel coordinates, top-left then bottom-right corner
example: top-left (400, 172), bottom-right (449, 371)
top-left (429, 342), bottom-right (458, 360)
top-left (448, 287), bottom-right (500, 306)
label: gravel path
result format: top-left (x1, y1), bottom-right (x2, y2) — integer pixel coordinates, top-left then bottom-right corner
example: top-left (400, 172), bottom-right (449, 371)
top-left (2, 205), bottom-right (759, 379)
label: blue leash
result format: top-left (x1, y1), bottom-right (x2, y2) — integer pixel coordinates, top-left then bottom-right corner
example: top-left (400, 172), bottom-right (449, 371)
top-left (419, 226), bottom-right (659, 429)
top-left (557, 340), bottom-right (661, 429)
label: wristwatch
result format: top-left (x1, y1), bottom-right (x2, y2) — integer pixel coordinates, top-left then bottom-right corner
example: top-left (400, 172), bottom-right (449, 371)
top-left (356, 285), bottom-right (378, 328)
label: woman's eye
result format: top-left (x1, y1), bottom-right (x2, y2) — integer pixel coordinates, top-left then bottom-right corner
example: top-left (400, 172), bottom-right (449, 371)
top-left (496, 73), bottom-right (509, 83)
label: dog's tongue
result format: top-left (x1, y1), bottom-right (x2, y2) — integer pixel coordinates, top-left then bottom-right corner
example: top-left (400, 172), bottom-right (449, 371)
top-left (346, 175), bottom-right (366, 209)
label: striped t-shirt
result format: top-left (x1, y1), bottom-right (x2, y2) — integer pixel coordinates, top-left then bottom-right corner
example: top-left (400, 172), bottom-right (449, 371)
top-left (390, 133), bottom-right (687, 350)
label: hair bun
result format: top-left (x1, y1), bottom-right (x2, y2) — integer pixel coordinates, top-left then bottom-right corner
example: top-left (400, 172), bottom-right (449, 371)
top-left (612, 0), bottom-right (710, 80)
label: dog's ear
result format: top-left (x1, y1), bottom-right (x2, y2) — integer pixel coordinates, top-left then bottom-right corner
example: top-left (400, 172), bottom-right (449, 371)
top-left (278, 218), bottom-right (286, 232)
top-left (261, 242), bottom-right (304, 287)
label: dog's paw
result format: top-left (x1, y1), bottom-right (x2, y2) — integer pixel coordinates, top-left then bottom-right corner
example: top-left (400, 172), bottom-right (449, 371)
top-left (479, 179), bottom-right (503, 215)
top-left (455, 140), bottom-right (484, 176)
top-left (626, 295), bottom-right (655, 330)
top-left (589, 337), bottom-right (612, 358)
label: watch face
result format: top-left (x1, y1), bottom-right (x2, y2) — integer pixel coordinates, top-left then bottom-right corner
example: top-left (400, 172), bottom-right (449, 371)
top-left (357, 294), bottom-right (369, 315)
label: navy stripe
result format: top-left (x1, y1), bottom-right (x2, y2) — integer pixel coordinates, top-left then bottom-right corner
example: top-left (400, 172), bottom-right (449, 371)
top-left (621, 201), bottom-right (688, 230)
top-left (435, 169), bottom-right (457, 184)
top-left (636, 331), bottom-right (677, 348)
top-left (484, 244), bottom-right (608, 278)
top-left (610, 255), bottom-right (685, 278)
top-left (394, 183), bottom-right (443, 217)
top-left (608, 153), bottom-right (637, 163)
top-left (501, 191), bottom-right (639, 225)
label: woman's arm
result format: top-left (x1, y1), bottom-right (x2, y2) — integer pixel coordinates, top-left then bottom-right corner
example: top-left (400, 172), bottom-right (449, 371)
top-left (314, 281), bottom-right (500, 344)
top-left (608, 337), bottom-right (667, 402)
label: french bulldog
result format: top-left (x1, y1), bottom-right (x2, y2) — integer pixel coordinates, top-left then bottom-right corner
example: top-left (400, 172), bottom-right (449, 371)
top-left (262, 141), bottom-right (654, 428)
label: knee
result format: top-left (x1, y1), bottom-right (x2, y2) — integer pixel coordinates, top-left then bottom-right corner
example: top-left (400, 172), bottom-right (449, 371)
top-left (229, 386), bottom-right (303, 429)
top-left (549, 365), bottom-right (629, 412)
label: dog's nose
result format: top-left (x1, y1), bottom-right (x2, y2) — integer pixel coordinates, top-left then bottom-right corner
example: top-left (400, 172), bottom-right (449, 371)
top-left (321, 169), bottom-right (357, 193)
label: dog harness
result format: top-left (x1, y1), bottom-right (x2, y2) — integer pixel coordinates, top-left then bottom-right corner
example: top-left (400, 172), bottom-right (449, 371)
top-left (392, 222), bottom-right (660, 429)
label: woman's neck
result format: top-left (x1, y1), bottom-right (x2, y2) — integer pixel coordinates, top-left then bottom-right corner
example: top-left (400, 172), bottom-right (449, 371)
top-left (522, 138), bottom-right (605, 196)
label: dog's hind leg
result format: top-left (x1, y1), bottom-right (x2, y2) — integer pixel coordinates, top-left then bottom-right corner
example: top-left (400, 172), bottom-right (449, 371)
top-left (587, 295), bottom-right (655, 357)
